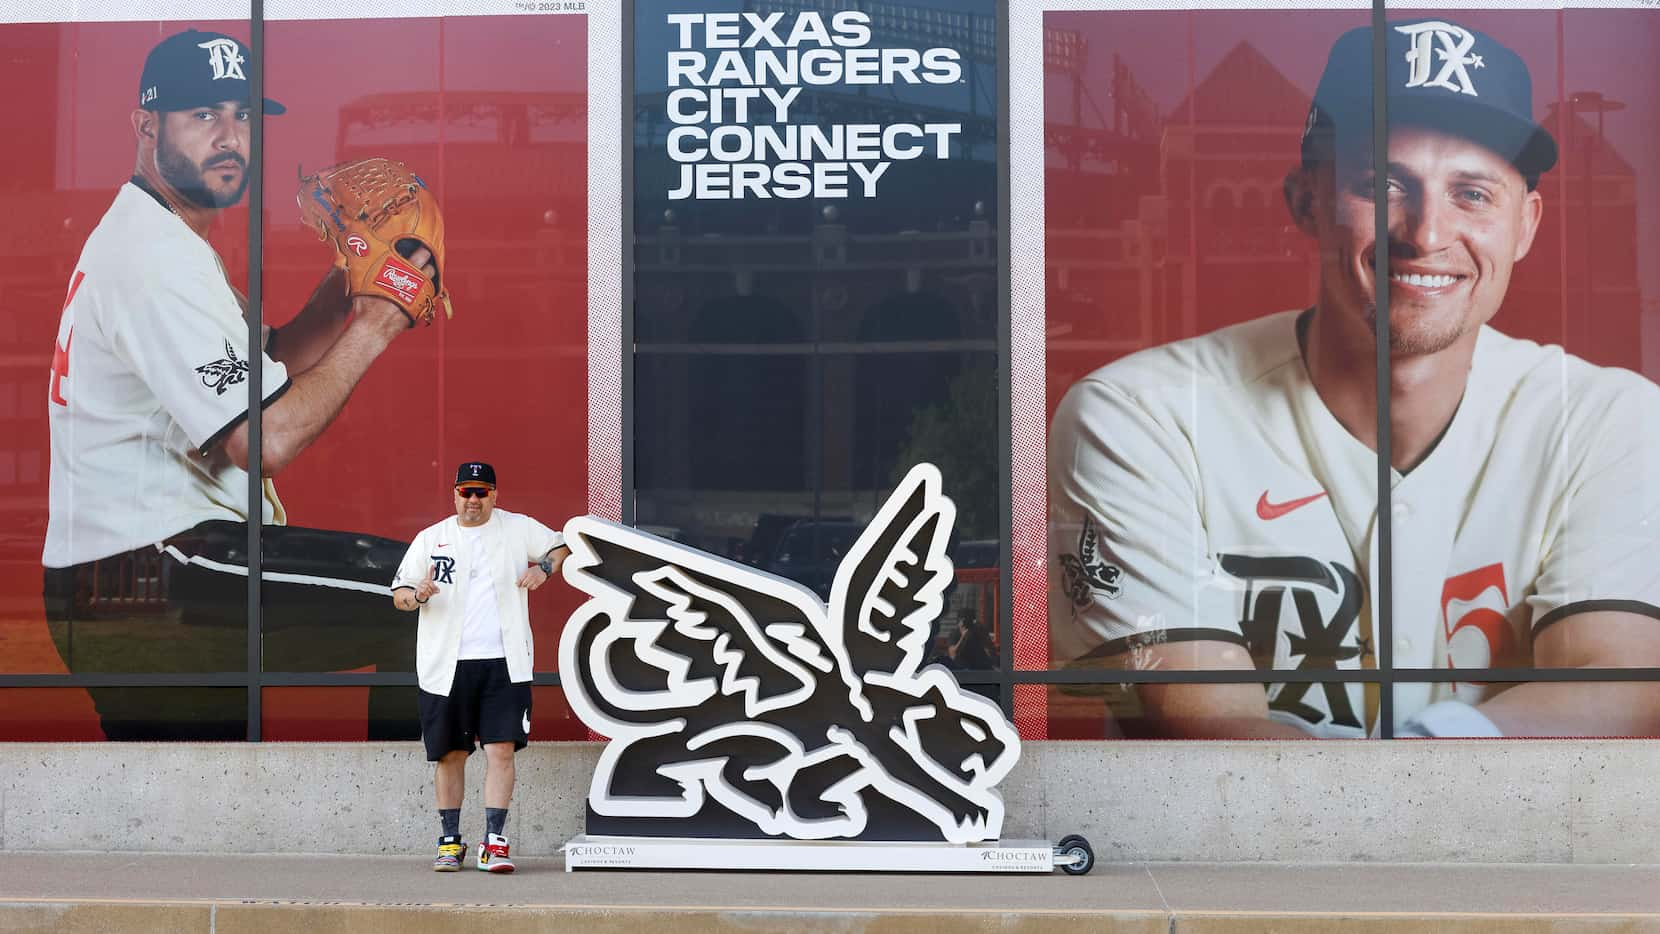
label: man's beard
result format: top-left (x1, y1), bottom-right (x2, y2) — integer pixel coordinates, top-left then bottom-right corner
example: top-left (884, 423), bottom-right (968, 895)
top-left (1362, 301), bottom-right (1467, 358)
top-left (156, 125), bottom-right (249, 209)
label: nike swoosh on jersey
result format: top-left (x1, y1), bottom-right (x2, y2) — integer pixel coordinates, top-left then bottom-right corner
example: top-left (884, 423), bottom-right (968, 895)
top-left (1255, 490), bottom-right (1328, 520)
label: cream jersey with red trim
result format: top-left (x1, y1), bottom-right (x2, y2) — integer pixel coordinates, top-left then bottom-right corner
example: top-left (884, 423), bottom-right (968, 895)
top-left (44, 183), bottom-right (290, 568)
top-left (1048, 309), bottom-right (1660, 737)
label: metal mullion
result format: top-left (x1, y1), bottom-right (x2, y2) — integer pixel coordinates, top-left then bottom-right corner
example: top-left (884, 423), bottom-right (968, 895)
top-left (632, 341), bottom-right (1000, 355)
top-left (257, 672), bottom-right (421, 686)
top-left (256, 672), bottom-right (571, 687)
top-left (996, 0), bottom-right (1013, 722)
top-left (946, 670), bottom-right (1006, 684)
top-left (246, 0), bottom-right (267, 742)
top-left (1389, 668), bottom-right (1660, 683)
top-left (620, 0), bottom-right (636, 526)
top-left (993, 668), bottom-right (1660, 688)
top-left (1011, 668), bottom-right (1390, 685)
top-left (1370, 0), bottom-right (1395, 738)
top-left (0, 673), bottom-right (254, 688)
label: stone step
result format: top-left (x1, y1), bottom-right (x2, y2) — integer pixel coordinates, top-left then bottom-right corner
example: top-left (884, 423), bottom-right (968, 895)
top-left (2, 854), bottom-right (1658, 933)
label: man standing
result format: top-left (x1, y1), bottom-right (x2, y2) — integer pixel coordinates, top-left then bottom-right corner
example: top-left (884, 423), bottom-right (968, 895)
top-left (1048, 18), bottom-right (1660, 738)
top-left (392, 462), bottom-right (570, 873)
top-left (44, 28), bottom-right (440, 739)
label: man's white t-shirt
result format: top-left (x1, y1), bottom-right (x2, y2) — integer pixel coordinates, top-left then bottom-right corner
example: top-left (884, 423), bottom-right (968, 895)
top-left (43, 182), bottom-right (290, 568)
top-left (457, 523), bottom-right (506, 660)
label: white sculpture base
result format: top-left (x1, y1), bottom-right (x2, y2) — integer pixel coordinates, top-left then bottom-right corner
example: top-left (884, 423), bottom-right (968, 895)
top-left (561, 835), bottom-right (1068, 873)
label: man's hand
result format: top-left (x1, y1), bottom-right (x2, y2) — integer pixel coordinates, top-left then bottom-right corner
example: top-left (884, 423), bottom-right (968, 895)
top-left (517, 547), bottom-right (568, 591)
top-left (517, 566), bottom-right (549, 591)
top-left (415, 563), bottom-right (440, 603)
top-left (395, 564), bottom-right (441, 611)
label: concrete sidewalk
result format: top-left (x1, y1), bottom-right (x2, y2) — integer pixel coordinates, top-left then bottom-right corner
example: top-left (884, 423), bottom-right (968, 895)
top-left (3, 853), bottom-right (1659, 931)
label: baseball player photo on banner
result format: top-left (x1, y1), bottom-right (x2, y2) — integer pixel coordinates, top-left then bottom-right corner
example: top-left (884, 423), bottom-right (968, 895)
top-left (1379, 7), bottom-right (1660, 741)
top-left (253, 6), bottom-right (592, 742)
top-left (0, 13), bottom-right (263, 740)
top-left (0, 1), bottom-right (601, 741)
top-left (1013, 2), bottom-right (1660, 740)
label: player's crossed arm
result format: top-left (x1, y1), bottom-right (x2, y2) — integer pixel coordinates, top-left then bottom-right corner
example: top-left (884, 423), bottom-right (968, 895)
top-left (1473, 609), bottom-right (1660, 737)
top-left (1107, 640), bottom-right (1314, 739)
top-left (220, 247), bottom-right (439, 476)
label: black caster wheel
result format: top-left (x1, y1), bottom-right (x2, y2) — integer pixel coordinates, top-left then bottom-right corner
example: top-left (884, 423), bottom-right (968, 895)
top-left (1055, 834), bottom-right (1094, 876)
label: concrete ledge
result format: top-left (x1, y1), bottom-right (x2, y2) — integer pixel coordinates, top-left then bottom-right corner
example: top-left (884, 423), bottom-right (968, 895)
top-left (5, 740), bottom-right (1660, 861)
top-left (7, 902), bottom-right (1660, 933)
top-left (2, 855), bottom-right (1659, 932)
top-left (0, 903), bottom-right (213, 934)
top-left (9, 909), bottom-right (1660, 934)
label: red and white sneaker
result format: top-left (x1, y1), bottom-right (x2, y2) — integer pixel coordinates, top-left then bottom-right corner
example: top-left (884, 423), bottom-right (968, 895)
top-left (476, 833), bottom-right (515, 873)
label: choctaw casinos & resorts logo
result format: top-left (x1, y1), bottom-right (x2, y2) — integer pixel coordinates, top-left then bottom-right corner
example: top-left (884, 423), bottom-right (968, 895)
top-left (558, 463), bottom-right (1020, 844)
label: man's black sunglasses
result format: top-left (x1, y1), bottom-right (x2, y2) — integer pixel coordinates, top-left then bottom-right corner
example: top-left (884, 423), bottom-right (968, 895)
top-left (456, 487), bottom-right (493, 499)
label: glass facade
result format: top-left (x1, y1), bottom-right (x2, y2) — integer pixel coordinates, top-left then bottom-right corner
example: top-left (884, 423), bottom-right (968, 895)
top-left (1033, 4), bottom-right (1660, 740)
top-left (2, 1), bottom-right (1656, 742)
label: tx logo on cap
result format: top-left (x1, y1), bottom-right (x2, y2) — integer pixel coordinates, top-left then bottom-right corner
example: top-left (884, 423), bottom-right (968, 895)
top-left (198, 37), bottom-right (247, 81)
top-left (1396, 21), bottom-right (1485, 97)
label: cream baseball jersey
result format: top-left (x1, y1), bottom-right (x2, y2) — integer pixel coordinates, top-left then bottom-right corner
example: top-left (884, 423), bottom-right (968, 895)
top-left (44, 182), bottom-right (290, 568)
top-left (392, 509), bottom-right (566, 696)
top-left (1048, 310), bottom-right (1660, 737)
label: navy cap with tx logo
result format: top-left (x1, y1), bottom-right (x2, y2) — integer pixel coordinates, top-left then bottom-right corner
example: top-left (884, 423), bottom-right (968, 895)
top-left (138, 28), bottom-right (286, 115)
top-left (455, 462), bottom-right (497, 488)
top-left (1302, 18), bottom-right (1557, 183)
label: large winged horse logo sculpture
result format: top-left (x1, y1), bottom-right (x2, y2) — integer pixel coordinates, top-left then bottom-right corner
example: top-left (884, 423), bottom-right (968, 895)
top-left (559, 464), bottom-right (1020, 844)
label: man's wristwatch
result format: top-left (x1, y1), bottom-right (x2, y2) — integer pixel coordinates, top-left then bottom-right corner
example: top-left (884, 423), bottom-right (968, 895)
top-left (538, 557), bottom-right (554, 577)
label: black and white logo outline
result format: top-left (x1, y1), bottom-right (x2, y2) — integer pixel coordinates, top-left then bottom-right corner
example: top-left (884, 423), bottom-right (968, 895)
top-left (1060, 514), bottom-right (1123, 607)
top-left (194, 340), bottom-right (248, 396)
top-left (558, 463), bottom-right (1021, 844)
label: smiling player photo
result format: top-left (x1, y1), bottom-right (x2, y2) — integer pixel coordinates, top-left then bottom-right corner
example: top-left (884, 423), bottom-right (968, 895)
top-left (1046, 16), bottom-right (1660, 739)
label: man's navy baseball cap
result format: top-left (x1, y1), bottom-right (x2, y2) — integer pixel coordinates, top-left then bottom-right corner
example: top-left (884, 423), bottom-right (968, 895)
top-left (1302, 18), bottom-right (1557, 185)
top-left (456, 462), bottom-right (496, 488)
top-left (138, 28), bottom-right (286, 115)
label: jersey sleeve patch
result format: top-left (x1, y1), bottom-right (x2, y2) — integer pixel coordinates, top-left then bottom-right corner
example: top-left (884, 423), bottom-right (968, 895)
top-left (107, 250), bottom-right (289, 450)
top-left (193, 340), bottom-right (249, 397)
top-left (1058, 514), bottom-right (1124, 606)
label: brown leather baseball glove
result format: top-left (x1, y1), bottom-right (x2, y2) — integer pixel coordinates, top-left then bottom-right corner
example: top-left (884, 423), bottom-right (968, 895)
top-left (296, 157), bottom-right (454, 327)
